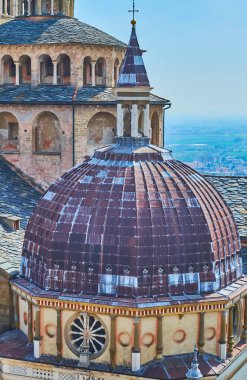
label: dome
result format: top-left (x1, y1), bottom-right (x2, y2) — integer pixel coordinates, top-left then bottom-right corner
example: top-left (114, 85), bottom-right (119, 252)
top-left (21, 137), bottom-right (242, 298)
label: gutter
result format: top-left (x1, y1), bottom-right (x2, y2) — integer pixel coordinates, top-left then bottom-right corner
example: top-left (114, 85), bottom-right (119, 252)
top-left (163, 102), bottom-right (172, 148)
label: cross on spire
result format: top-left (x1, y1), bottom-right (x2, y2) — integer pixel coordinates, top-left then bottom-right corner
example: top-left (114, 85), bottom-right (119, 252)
top-left (129, 0), bottom-right (139, 26)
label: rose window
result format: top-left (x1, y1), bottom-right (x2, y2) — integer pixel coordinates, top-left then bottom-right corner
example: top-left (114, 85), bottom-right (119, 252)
top-left (66, 313), bottom-right (108, 359)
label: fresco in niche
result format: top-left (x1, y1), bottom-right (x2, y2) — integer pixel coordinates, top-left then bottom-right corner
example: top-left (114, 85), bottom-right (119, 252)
top-left (0, 112), bottom-right (19, 151)
top-left (34, 112), bottom-right (61, 153)
top-left (88, 112), bottom-right (116, 145)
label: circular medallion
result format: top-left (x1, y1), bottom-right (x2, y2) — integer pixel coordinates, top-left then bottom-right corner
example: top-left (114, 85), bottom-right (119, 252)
top-left (173, 330), bottom-right (186, 344)
top-left (118, 332), bottom-right (132, 347)
top-left (142, 333), bottom-right (155, 347)
top-left (45, 323), bottom-right (57, 338)
top-left (205, 327), bottom-right (216, 341)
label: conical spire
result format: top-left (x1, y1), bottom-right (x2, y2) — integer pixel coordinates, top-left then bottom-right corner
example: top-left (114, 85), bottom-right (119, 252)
top-left (117, 24), bottom-right (150, 87)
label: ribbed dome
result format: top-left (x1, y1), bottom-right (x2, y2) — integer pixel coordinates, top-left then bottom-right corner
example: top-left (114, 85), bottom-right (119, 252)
top-left (21, 138), bottom-right (242, 298)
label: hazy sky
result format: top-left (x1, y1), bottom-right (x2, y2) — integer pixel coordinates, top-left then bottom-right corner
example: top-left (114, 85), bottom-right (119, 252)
top-left (75, 0), bottom-right (247, 118)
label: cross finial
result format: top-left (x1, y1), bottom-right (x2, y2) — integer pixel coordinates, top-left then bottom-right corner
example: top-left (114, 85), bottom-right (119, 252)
top-left (129, 0), bottom-right (139, 26)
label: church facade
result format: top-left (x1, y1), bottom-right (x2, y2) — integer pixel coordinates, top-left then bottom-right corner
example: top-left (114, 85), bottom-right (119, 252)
top-left (0, 0), bottom-right (169, 189)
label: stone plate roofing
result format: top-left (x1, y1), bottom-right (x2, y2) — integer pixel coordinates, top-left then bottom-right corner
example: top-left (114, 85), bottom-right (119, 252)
top-left (0, 158), bottom-right (40, 273)
top-left (0, 85), bottom-right (168, 105)
top-left (0, 330), bottom-right (246, 379)
top-left (0, 17), bottom-right (126, 47)
top-left (206, 176), bottom-right (247, 239)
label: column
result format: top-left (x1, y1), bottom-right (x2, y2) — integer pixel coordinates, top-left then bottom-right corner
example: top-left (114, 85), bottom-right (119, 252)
top-left (144, 103), bottom-right (150, 137)
top-left (110, 316), bottom-right (116, 368)
top-left (132, 318), bottom-right (141, 372)
top-left (34, 307), bottom-right (42, 359)
top-left (131, 104), bottom-right (138, 138)
top-left (51, 0), bottom-right (54, 15)
top-left (56, 309), bottom-right (62, 362)
top-left (91, 61), bottom-right (96, 86)
top-left (4, 0), bottom-right (7, 14)
top-left (228, 306), bottom-right (234, 357)
top-left (242, 296), bottom-right (247, 342)
top-left (198, 313), bottom-right (205, 353)
top-left (53, 61), bottom-right (57, 85)
top-left (12, 292), bottom-right (19, 329)
top-left (156, 316), bottom-right (163, 359)
top-left (117, 103), bottom-right (124, 137)
top-left (27, 301), bottom-right (33, 345)
top-left (15, 62), bottom-right (20, 85)
top-left (0, 0), bottom-right (3, 15)
top-left (219, 310), bottom-right (228, 360)
top-left (27, 0), bottom-right (31, 15)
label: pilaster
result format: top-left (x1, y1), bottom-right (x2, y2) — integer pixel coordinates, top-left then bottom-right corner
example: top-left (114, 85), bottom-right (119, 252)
top-left (53, 61), bottom-right (58, 85)
top-left (12, 292), bottom-right (19, 329)
top-left (228, 306), bottom-right (234, 357)
top-left (27, 301), bottom-right (33, 345)
top-left (242, 296), bottom-right (247, 342)
top-left (219, 310), bottom-right (228, 360)
top-left (198, 313), bottom-right (205, 353)
top-left (91, 61), bottom-right (96, 86)
top-left (117, 103), bottom-right (124, 137)
top-left (56, 309), bottom-right (62, 362)
top-left (110, 316), bottom-right (116, 368)
top-left (156, 316), bottom-right (163, 359)
top-left (34, 307), bottom-right (42, 359)
top-left (132, 318), bottom-right (141, 372)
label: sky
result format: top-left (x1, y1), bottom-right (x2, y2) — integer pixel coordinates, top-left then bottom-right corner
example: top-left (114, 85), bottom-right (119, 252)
top-left (75, 0), bottom-right (247, 119)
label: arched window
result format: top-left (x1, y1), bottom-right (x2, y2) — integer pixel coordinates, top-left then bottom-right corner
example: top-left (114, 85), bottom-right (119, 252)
top-left (33, 112), bottom-right (61, 153)
top-left (83, 57), bottom-right (92, 86)
top-left (138, 107), bottom-right (144, 136)
top-left (95, 57), bottom-right (106, 86)
top-left (19, 55), bottom-right (31, 84)
top-left (114, 58), bottom-right (120, 86)
top-left (123, 106), bottom-right (131, 137)
top-left (57, 54), bottom-right (71, 85)
top-left (2, 55), bottom-right (16, 84)
top-left (87, 112), bottom-right (116, 145)
top-left (39, 55), bottom-right (53, 84)
top-left (0, 112), bottom-right (19, 151)
top-left (151, 112), bottom-right (160, 146)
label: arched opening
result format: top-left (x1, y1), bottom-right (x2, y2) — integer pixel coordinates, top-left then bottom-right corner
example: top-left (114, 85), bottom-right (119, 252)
top-left (22, 0), bottom-right (28, 15)
top-left (95, 58), bottom-right (106, 86)
top-left (0, 112), bottom-right (19, 151)
top-left (41, 0), bottom-right (50, 15)
top-left (114, 58), bottom-right (120, 86)
top-left (39, 55), bottom-right (53, 85)
top-left (138, 108), bottom-right (144, 136)
top-left (123, 106), bottom-right (131, 137)
top-left (151, 112), bottom-right (160, 146)
top-left (2, 55), bottom-right (16, 84)
top-left (33, 112), bottom-right (61, 153)
top-left (57, 54), bottom-right (71, 85)
top-left (83, 57), bottom-right (92, 86)
top-left (19, 55), bottom-right (31, 84)
top-left (87, 112), bottom-right (116, 145)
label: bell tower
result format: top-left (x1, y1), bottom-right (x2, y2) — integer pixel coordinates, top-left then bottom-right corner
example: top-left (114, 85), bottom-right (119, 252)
top-left (0, 0), bottom-right (75, 18)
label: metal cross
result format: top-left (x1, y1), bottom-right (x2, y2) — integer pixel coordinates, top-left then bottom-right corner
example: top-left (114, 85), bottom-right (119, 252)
top-left (129, 0), bottom-right (139, 22)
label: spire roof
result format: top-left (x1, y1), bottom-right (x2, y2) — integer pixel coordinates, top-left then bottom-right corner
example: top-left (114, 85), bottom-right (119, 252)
top-left (117, 25), bottom-right (150, 87)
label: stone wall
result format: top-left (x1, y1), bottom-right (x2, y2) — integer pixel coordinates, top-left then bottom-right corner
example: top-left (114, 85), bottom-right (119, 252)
top-left (0, 270), bottom-right (13, 334)
top-left (206, 176), bottom-right (247, 239)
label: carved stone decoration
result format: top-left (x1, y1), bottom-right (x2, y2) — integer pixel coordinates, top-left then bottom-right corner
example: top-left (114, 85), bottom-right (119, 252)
top-left (65, 313), bottom-right (108, 359)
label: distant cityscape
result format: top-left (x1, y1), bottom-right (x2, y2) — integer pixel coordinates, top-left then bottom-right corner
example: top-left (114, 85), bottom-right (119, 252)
top-left (165, 118), bottom-right (247, 176)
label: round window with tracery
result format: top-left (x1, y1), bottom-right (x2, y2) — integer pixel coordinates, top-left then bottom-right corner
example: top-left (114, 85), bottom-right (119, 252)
top-left (65, 313), bottom-right (108, 359)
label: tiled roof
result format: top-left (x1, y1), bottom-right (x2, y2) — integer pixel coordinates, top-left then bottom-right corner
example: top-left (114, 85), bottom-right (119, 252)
top-left (0, 157), bottom-right (41, 274)
top-left (0, 85), bottom-right (168, 105)
top-left (118, 25), bottom-right (150, 87)
top-left (21, 137), bottom-right (241, 298)
top-left (0, 330), bottom-right (246, 379)
top-left (0, 17), bottom-right (126, 47)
